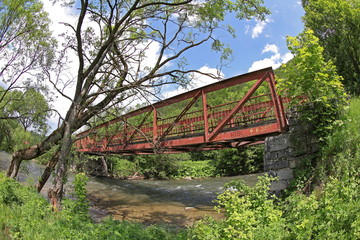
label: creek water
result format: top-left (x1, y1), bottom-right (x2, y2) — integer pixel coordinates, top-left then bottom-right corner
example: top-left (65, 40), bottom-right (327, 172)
top-left (0, 151), bottom-right (262, 226)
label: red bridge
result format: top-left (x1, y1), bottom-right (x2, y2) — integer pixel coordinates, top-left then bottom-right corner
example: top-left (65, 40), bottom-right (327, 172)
top-left (75, 67), bottom-right (289, 155)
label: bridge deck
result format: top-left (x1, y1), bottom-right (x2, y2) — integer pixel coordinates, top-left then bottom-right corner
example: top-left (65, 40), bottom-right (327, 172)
top-left (75, 67), bottom-right (288, 155)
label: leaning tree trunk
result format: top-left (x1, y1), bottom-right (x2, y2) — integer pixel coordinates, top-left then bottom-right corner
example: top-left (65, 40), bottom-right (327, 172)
top-left (48, 120), bottom-right (74, 211)
top-left (6, 126), bottom-right (64, 178)
top-left (37, 151), bottom-right (60, 192)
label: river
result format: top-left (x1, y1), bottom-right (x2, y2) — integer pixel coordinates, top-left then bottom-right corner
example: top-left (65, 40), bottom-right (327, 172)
top-left (0, 151), bottom-right (262, 226)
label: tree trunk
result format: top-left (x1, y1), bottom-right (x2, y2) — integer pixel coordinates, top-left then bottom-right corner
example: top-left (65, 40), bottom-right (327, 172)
top-left (37, 151), bottom-right (60, 192)
top-left (100, 156), bottom-right (109, 177)
top-left (48, 112), bottom-right (76, 210)
top-left (6, 126), bottom-right (65, 178)
top-left (7, 155), bottom-right (22, 179)
top-left (48, 149), bottom-right (69, 211)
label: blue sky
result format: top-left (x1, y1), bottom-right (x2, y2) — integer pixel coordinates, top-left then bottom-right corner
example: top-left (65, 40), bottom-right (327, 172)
top-left (161, 0), bottom-right (305, 98)
top-left (186, 0), bottom-right (305, 78)
top-left (40, 0), bottom-right (305, 129)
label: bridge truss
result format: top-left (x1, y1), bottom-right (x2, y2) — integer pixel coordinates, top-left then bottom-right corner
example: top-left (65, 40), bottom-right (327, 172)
top-left (75, 67), bottom-right (288, 155)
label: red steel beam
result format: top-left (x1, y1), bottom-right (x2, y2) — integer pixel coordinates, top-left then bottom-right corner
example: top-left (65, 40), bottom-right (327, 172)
top-left (157, 90), bottom-right (201, 142)
top-left (76, 67), bottom-right (274, 138)
top-left (208, 71), bottom-right (268, 141)
top-left (75, 67), bottom-right (288, 155)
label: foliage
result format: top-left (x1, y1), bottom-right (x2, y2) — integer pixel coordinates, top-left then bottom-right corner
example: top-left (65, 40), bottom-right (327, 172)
top-left (277, 29), bottom-right (347, 142)
top-left (189, 98), bottom-right (360, 240)
top-left (0, 86), bottom-right (49, 152)
top-left (107, 156), bottom-right (139, 178)
top-left (0, 172), bottom-right (186, 240)
top-left (102, 147), bottom-right (263, 179)
top-left (316, 97), bottom-right (360, 181)
top-left (278, 29), bottom-right (346, 102)
top-left (174, 160), bottom-right (217, 179)
top-left (302, 0), bottom-right (360, 95)
top-left (211, 146), bottom-right (263, 176)
top-left (63, 173), bottom-right (89, 219)
top-left (0, 123), bottom-right (45, 152)
top-left (0, 87), bottom-right (50, 133)
top-left (190, 175), bottom-right (285, 240)
top-left (0, 0), bottom-right (55, 93)
top-left (136, 154), bottom-right (180, 179)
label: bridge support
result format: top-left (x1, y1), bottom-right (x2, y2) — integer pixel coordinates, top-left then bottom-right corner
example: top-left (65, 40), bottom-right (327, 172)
top-left (264, 107), bottom-right (319, 192)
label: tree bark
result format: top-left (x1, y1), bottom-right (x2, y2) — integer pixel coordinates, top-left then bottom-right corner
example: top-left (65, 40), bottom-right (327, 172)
top-left (100, 156), bottom-right (109, 177)
top-left (36, 151), bottom-right (60, 192)
top-left (7, 155), bottom-right (21, 179)
top-left (48, 106), bottom-right (78, 210)
top-left (6, 126), bottom-right (64, 178)
top-left (48, 140), bottom-right (71, 211)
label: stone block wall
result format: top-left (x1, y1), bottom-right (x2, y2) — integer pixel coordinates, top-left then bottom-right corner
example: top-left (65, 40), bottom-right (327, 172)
top-left (264, 108), bottom-right (319, 191)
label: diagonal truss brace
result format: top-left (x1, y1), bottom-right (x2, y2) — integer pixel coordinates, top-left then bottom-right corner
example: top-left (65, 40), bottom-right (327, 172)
top-left (157, 90), bottom-right (201, 143)
top-left (208, 72), bottom-right (269, 141)
top-left (123, 110), bottom-right (153, 148)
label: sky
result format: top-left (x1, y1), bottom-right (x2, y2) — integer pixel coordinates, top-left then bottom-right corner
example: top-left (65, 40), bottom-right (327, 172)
top-left (40, 0), bottom-right (305, 130)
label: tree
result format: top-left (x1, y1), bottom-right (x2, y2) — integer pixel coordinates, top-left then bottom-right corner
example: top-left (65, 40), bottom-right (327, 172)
top-left (6, 0), bottom-right (270, 209)
top-left (0, 87), bottom-right (50, 133)
top-left (302, 0), bottom-right (360, 95)
top-left (0, 86), bottom-right (50, 151)
top-left (277, 29), bottom-right (347, 141)
top-left (0, 0), bottom-right (55, 151)
top-left (278, 29), bottom-right (345, 102)
top-left (0, 0), bottom-right (55, 96)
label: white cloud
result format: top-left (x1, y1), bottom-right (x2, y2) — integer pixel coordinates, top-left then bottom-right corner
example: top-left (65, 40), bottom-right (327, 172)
top-left (252, 20), bottom-right (267, 38)
top-left (41, 1), bottom-right (164, 130)
top-left (250, 18), bottom-right (273, 39)
top-left (248, 44), bottom-right (293, 72)
top-left (189, 66), bottom-right (223, 89)
top-left (261, 44), bottom-right (279, 54)
top-left (282, 52), bottom-right (294, 64)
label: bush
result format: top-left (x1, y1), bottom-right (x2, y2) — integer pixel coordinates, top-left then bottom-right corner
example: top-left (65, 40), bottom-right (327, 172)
top-left (189, 98), bottom-right (360, 240)
top-left (0, 172), bottom-right (186, 239)
top-left (190, 175), bottom-right (285, 240)
top-left (109, 157), bottom-right (138, 178)
top-left (136, 154), bottom-right (179, 179)
top-left (174, 160), bottom-right (216, 178)
top-left (211, 146), bottom-right (263, 176)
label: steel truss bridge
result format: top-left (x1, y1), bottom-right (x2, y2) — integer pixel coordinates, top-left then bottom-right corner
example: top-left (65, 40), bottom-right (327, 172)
top-left (75, 67), bottom-right (289, 155)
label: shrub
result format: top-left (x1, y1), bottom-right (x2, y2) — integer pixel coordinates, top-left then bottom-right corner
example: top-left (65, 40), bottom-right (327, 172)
top-left (175, 160), bottom-right (216, 178)
top-left (190, 175), bottom-right (285, 240)
top-left (136, 154), bottom-right (179, 179)
top-left (211, 146), bottom-right (263, 176)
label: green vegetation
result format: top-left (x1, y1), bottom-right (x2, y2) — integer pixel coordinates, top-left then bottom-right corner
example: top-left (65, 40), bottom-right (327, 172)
top-left (189, 98), bottom-right (360, 239)
top-left (103, 145), bottom-right (263, 180)
top-left (277, 29), bottom-right (347, 143)
top-left (2, 97), bottom-right (359, 240)
top-left (302, 0), bottom-right (360, 95)
top-left (1, 1), bottom-right (359, 238)
top-left (0, 172), bottom-right (187, 240)
top-left (0, 86), bottom-right (50, 152)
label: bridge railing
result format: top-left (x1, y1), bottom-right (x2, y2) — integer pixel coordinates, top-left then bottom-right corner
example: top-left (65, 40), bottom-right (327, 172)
top-left (75, 67), bottom-right (288, 154)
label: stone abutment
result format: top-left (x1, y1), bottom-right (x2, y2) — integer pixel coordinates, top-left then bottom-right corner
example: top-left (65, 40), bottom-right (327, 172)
top-left (264, 108), bottom-right (319, 192)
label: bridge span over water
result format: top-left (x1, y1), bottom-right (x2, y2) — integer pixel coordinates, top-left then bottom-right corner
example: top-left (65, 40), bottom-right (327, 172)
top-left (75, 67), bottom-right (290, 155)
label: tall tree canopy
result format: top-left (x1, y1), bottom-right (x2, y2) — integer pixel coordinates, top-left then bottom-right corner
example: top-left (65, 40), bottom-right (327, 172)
top-left (5, 0), bottom-right (270, 209)
top-left (302, 0), bottom-right (360, 95)
top-left (0, 87), bottom-right (50, 132)
top-left (0, 0), bottom-right (55, 94)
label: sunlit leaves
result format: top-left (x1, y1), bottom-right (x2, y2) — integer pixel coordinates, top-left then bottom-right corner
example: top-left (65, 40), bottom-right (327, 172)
top-left (302, 0), bottom-right (360, 95)
top-left (279, 29), bottom-right (346, 103)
